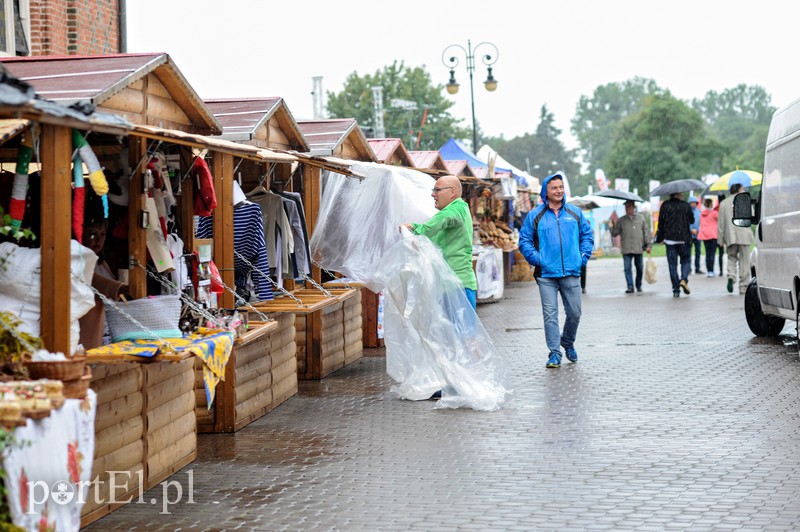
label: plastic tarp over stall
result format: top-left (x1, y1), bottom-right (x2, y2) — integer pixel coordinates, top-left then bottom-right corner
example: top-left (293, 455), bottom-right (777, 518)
top-left (375, 232), bottom-right (513, 411)
top-left (311, 162), bottom-right (513, 411)
top-left (311, 161), bottom-right (436, 292)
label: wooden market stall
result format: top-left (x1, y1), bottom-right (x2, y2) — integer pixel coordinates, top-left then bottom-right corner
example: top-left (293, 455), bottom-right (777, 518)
top-left (0, 53), bottom-right (245, 525)
top-left (208, 99), bottom-right (362, 382)
top-left (296, 118), bottom-right (381, 352)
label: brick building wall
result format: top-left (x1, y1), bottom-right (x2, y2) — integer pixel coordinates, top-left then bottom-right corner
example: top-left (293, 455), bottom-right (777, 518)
top-left (29, 0), bottom-right (120, 55)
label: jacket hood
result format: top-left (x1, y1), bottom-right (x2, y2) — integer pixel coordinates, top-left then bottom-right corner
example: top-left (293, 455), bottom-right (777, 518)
top-left (540, 172), bottom-right (567, 205)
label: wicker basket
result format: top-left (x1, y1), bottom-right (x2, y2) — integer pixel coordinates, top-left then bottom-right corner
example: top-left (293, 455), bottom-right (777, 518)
top-left (63, 366), bottom-right (92, 399)
top-left (105, 294), bottom-right (184, 342)
top-left (26, 356), bottom-right (86, 381)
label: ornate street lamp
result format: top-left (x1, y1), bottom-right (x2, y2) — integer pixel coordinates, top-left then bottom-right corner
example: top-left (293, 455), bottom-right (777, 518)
top-left (441, 40), bottom-right (499, 152)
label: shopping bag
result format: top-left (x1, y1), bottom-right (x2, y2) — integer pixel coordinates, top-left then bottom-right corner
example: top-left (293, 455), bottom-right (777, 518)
top-left (645, 255), bottom-right (657, 284)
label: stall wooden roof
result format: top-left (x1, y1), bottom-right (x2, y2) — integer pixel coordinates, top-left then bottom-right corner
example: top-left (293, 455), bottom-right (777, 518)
top-left (444, 159), bottom-right (478, 178)
top-left (408, 150), bottom-right (449, 175)
top-left (0, 53), bottom-right (222, 135)
top-left (296, 118), bottom-right (376, 161)
top-left (204, 97), bottom-right (308, 152)
top-left (367, 138), bottom-right (414, 167)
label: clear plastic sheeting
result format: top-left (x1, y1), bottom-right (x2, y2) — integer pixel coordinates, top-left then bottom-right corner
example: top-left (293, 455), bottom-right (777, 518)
top-left (375, 232), bottom-right (514, 411)
top-left (310, 161), bottom-right (436, 292)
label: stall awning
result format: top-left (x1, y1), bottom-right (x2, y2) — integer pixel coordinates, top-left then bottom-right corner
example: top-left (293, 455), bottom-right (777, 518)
top-left (131, 123), bottom-right (296, 163)
top-left (130, 123), bottom-right (363, 177)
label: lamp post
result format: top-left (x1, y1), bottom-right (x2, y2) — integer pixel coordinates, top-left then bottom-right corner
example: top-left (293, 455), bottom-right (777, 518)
top-left (442, 40), bottom-right (499, 152)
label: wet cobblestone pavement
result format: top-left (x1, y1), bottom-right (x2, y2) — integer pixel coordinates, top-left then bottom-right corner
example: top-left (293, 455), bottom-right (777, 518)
top-left (87, 256), bottom-right (800, 531)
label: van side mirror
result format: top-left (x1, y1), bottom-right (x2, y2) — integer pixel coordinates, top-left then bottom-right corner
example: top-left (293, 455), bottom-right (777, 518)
top-left (732, 192), bottom-right (753, 227)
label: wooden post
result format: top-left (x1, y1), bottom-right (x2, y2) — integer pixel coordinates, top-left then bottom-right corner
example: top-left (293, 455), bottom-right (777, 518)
top-left (39, 124), bottom-right (72, 354)
top-left (127, 136), bottom-right (147, 298)
top-left (302, 164), bottom-right (322, 378)
top-left (212, 152), bottom-right (234, 309)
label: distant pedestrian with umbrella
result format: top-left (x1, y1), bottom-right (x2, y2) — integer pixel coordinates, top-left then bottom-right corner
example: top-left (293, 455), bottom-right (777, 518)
top-left (717, 183), bottom-right (754, 294)
top-left (688, 196), bottom-right (703, 274)
top-left (697, 198), bottom-right (719, 277)
top-left (655, 192), bottom-right (695, 297)
top-left (608, 200), bottom-right (651, 293)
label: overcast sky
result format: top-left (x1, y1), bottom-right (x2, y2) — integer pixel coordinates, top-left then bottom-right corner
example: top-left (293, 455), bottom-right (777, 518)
top-left (126, 1), bottom-right (799, 152)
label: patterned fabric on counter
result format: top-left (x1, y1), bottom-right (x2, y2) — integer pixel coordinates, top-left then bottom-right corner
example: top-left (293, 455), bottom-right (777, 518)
top-left (4, 390), bottom-right (97, 532)
top-left (85, 329), bottom-right (234, 408)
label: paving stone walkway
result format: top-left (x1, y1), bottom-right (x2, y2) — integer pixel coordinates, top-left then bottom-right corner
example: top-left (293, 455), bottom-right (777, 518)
top-left (88, 256), bottom-right (800, 531)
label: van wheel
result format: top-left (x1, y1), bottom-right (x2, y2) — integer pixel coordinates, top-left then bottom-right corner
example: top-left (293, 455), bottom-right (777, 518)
top-left (744, 278), bottom-right (785, 336)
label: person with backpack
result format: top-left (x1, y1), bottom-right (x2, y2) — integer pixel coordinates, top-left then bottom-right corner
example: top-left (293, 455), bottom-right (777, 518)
top-left (518, 172), bottom-right (594, 369)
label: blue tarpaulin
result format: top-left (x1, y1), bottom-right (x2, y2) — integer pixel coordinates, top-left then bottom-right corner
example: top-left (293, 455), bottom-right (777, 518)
top-left (439, 138), bottom-right (529, 187)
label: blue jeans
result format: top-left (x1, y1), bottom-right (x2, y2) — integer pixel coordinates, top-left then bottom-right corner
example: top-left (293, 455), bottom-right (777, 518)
top-left (537, 276), bottom-right (582, 356)
top-left (464, 288), bottom-right (477, 310)
top-left (623, 254), bottom-right (643, 290)
top-left (692, 237), bottom-right (702, 271)
top-left (665, 243), bottom-right (691, 293)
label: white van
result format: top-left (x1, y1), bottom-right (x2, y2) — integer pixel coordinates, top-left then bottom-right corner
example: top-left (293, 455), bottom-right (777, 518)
top-left (733, 96), bottom-right (800, 347)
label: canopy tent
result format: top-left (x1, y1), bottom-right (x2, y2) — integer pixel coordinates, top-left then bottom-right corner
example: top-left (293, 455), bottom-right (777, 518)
top-left (476, 145), bottom-right (539, 192)
top-left (439, 138), bottom-right (530, 188)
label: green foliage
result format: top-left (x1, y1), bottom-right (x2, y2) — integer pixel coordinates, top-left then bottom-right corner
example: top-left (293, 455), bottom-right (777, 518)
top-left (605, 94), bottom-right (727, 194)
top-left (326, 61), bottom-right (470, 150)
top-left (0, 311), bottom-right (40, 376)
top-left (692, 84), bottom-right (774, 173)
top-left (571, 77), bottom-right (665, 176)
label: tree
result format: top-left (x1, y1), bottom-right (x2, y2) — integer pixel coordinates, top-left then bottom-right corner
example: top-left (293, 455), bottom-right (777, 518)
top-left (326, 61), bottom-right (470, 150)
top-left (571, 77), bottom-right (665, 176)
top-left (692, 84), bottom-right (774, 172)
top-left (605, 94), bottom-right (726, 195)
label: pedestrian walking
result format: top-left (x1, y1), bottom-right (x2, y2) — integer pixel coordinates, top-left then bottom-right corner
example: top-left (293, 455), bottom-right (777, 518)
top-left (518, 172), bottom-right (594, 369)
top-left (698, 198), bottom-right (719, 277)
top-left (717, 183), bottom-right (754, 294)
top-left (688, 196), bottom-right (703, 273)
top-left (655, 192), bottom-right (695, 298)
top-left (608, 200), bottom-right (651, 293)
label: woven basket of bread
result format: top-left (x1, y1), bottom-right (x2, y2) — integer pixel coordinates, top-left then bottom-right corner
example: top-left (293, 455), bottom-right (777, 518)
top-left (26, 356), bottom-right (86, 381)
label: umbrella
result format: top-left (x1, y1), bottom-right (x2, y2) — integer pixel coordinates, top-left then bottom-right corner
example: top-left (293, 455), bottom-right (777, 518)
top-left (649, 179), bottom-right (707, 197)
top-left (568, 196), bottom-right (600, 210)
top-left (708, 169), bottom-right (762, 193)
top-left (592, 189), bottom-right (644, 202)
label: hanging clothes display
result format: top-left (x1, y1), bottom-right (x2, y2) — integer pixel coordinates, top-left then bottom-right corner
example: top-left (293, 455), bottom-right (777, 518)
top-left (250, 189), bottom-right (293, 280)
top-left (276, 190), bottom-right (312, 278)
top-left (196, 202), bottom-right (274, 302)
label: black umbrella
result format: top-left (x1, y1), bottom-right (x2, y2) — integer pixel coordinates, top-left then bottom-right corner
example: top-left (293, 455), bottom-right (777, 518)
top-left (649, 179), bottom-right (707, 197)
top-left (592, 189), bottom-right (644, 202)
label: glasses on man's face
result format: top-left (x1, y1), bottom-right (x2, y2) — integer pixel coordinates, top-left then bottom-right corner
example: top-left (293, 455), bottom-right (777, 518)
top-left (433, 186), bottom-right (454, 193)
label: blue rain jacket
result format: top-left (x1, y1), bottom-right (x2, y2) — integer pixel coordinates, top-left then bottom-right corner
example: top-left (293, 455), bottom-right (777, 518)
top-left (518, 173), bottom-right (594, 278)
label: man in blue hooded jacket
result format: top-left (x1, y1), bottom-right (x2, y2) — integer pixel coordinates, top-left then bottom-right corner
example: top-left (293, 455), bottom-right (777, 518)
top-left (519, 172), bottom-right (594, 368)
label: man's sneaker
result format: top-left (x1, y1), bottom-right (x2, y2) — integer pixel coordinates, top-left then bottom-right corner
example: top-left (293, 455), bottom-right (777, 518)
top-left (673, 291), bottom-right (680, 298)
top-left (564, 346), bottom-right (578, 363)
top-left (680, 279), bottom-right (691, 294)
top-left (546, 353), bottom-right (562, 368)
top-left (707, 271), bottom-right (716, 277)
top-left (727, 278), bottom-right (734, 293)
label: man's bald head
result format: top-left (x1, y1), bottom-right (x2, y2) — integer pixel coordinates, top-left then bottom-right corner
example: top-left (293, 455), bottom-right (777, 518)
top-left (432, 175), bottom-right (462, 210)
